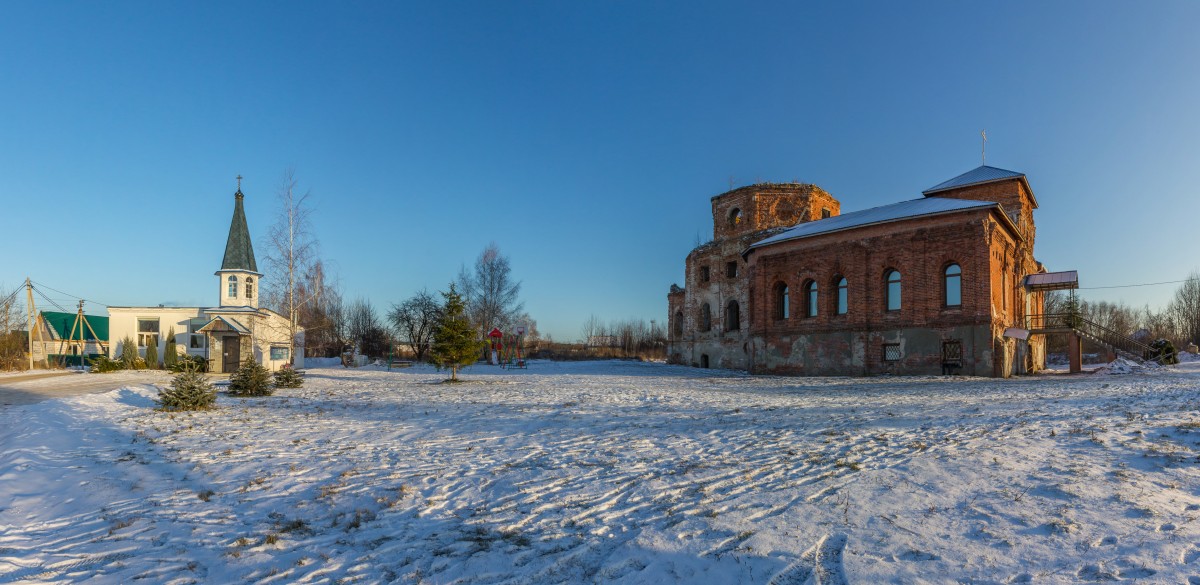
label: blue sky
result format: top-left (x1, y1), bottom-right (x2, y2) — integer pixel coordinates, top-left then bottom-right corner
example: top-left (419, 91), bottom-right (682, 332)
top-left (3, 2), bottom-right (1199, 341)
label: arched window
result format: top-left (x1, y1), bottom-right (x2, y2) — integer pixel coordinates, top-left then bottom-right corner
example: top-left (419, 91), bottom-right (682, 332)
top-left (805, 281), bottom-right (819, 317)
top-left (725, 300), bottom-right (740, 331)
top-left (245, 277), bottom-right (254, 300)
top-left (835, 276), bottom-right (848, 315)
top-left (773, 282), bottom-right (789, 320)
top-left (673, 311), bottom-right (683, 337)
top-left (227, 275), bottom-right (238, 298)
top-left (885, 270), bottom-right (902, 311)
top-left (700, 303), bottom-right (712, 332)
top-left (944, 264), bottom-right (962, 307)
top-left (728, 208), bottom-right (742, 226)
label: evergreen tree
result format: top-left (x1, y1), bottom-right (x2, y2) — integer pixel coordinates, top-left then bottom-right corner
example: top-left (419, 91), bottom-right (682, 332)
top-left (159, 366), bottom-right (217, 411)
top-left (145, 337), bottom-right (159, 369)
top-left (273, 364), bottom-right (303, 388)
top-left (163, 327), bottom-right (178, 370)
top-left (228, 360), bottom-right (274, 396)
top-left (429, 284), bottom-right (484, 381)
top-left (120, 335), bottom-right (138, 368)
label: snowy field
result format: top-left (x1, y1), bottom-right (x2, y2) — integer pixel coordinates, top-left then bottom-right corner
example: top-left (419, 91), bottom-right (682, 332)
top-left (3, 361), bottom-right (1200, 584)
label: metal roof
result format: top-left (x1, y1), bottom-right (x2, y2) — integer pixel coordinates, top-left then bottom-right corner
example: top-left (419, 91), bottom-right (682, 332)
top-left (1024, 270), bottom-right (1078, 291)
top-left (922, 165), bottom-right (1026, 195)
top-left (221, 190), bottom-right (259, 273)
top-left (197, 315), bottom-right (252, 336)
top-left (39, 311), bottom-right (109, 341)
top-left (746, 197), bottom-right (1001, 252)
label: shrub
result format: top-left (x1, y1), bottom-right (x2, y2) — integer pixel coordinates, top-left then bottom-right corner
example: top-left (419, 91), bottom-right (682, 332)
top-left (145, 340), bottom-right (159, 370)
top-left (228, 360), bottom-right (273, 397)
top-left (273, 364), bottom-right (303, 389)
top-left (170, 354), bottom-right (209, 373)
top-left (164, 328), bottom-right (178, 370)
top-left (88, 355), bottom-right (124, 373)
top-left (1147, 338), bottom-right (1179, 365)
top-left (120, 336), bottom-right (138, 368)
top-left (159, 367), bottom-right (216, 411)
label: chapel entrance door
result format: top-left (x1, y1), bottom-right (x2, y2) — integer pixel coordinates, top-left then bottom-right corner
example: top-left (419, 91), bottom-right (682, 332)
top-left (223, 336), bottom-right (241, 373)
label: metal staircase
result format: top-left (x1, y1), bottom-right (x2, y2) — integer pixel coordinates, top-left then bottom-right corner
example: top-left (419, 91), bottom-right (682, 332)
top-left (1027, 312), bottom-right (1152, 363)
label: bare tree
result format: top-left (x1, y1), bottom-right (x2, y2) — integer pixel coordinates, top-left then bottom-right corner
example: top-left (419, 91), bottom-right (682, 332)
top-left (1169, 271), bottom-right (1200, 346)
top-left (0, 284), bottom-right (26, 370)
top-left (263, 169), bottom-right (318, 363)
top-left (457, 243), bottom-right (524, 336)
top-left (388, 289), bottom-right (441, 361)
top-left (347, 297), bottom-right (389, 358)
top-left (295, 260), bottom-right (346, 357)
top-left (580, 314), bottom-right (603, 346)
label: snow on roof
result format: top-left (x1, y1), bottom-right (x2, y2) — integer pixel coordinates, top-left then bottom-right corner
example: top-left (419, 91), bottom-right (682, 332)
top-left (746, 197), bottom-right (999, 252)
top-left (922, 165), bottom-right (1025, 194)
top-left (1024, 270), bottom-right (1079, 291)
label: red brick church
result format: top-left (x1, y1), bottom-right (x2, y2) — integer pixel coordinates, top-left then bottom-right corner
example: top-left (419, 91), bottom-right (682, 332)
top-left (667, 165), bottom-right (1047, 377)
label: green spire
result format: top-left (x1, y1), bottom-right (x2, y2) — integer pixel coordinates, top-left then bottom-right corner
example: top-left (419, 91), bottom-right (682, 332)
top-left (221, 188), bottom-right (258, 272)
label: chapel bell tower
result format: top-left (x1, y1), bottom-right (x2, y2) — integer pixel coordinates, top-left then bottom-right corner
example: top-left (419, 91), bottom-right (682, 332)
top-left (215, 176), bottom-right (262, 309)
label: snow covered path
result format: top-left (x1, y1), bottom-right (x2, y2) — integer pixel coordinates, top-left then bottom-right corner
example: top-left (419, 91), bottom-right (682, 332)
top-left (2, 361), bottom-right (1200, 583)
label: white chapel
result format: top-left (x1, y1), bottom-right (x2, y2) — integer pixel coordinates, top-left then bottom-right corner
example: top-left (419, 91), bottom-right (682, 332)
top-left (107, 182), bottom-right (304, 373)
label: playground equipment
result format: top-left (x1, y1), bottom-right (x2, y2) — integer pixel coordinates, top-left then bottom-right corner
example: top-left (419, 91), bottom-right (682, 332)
top-left (488, 325), bottom-right (527, 369)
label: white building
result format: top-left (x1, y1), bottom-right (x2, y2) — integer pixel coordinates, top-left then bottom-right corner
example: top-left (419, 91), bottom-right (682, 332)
top-left (107, 184), bottom-right (304, 373)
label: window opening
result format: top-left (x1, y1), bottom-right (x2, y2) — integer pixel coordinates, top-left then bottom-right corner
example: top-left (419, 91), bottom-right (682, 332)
top-left (700, 303), bottom-right (712, 332)
top-left (700, 266), bottom-right (710, 283)
top-left (774, 283), bottom-right (789, 320)
top-left (836, 277), bottom-right (848, 315)
top-left (883, 343), bottom-right (901, 362)
top-left (726, 261), bottom-right (737, 278)
top-left (137, 318), bottom-right (160, 349)
top-left (227, 275), bottom-right (238, 298)
top-left (944, 264), bottom-right (962, 307)
top-left (806, 281), bottom-right (819, 317)
top-left (725, 301), bottom-right (740, 332)
top-left (245, 277), bottom-right (254, 300)
top-left (886, 270), bottom-right (902, 311)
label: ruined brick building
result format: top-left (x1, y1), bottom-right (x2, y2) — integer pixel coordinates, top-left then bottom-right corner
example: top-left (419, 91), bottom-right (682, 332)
top-left (667, 165), bottom-right (1046, 377)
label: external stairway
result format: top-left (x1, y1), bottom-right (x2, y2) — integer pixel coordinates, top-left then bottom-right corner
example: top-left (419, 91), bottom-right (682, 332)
top-left (1027, 313), bottom-right (1152, 364)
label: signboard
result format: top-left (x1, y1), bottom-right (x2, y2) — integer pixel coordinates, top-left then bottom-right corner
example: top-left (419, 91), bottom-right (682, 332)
top-left (514, 324), bottom-right (526, 336)
top-left (488, 328), bottom-right (504, 338)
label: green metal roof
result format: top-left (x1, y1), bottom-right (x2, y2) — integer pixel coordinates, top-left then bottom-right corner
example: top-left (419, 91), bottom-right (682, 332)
top-left (40, 311), bottom-right (109, 341)
top-left (221, 190), bottom-right (259, 272)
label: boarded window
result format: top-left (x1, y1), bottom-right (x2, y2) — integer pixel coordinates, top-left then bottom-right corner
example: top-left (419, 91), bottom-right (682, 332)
top-left (882, 343), bottom-right (901, 362)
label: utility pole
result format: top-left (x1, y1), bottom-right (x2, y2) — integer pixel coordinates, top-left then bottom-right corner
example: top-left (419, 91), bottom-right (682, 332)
top-left (25, 279), bottom-right (35, 370)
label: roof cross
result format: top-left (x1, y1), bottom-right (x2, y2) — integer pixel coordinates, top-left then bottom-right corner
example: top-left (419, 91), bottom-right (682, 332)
top-left (236, 174), bottom-right (243, 190)
top-left (981, 130), bottom-right (987, 165)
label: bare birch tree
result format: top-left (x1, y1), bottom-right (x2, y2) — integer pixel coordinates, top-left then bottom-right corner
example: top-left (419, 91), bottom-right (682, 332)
top-left (457, 243), bottom-right (524, 337)
top-left (0, 284), bottom-right (26, 370)
top-left (264, 169), bottom-right (318, 363)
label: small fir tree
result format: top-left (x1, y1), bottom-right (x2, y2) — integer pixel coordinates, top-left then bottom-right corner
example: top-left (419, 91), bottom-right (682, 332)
top-left (228, 360), bottom-right (274, 397)
top-left (429, 284), bottom-right (484, 382)
top-left (159, 366), bottom-right (217, 411)
top-left (273, 364), bottom-right (303, 389)
top-left (163, 327), bottom-right (178, 370)
top-left (120, 335), bottom-right (138, 368)
top-left (145, 338), bottom-right (159, 370)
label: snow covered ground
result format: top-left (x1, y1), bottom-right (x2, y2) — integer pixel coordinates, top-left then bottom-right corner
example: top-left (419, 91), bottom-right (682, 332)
top-left (3, 360), bottom-right (1200, 584)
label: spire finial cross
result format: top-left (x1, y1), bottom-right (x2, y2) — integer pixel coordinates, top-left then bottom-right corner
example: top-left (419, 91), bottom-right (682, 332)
top-left (236, 174), bottom-right (243, 190)
top-left (981, 130), bottom-right (987, 165)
